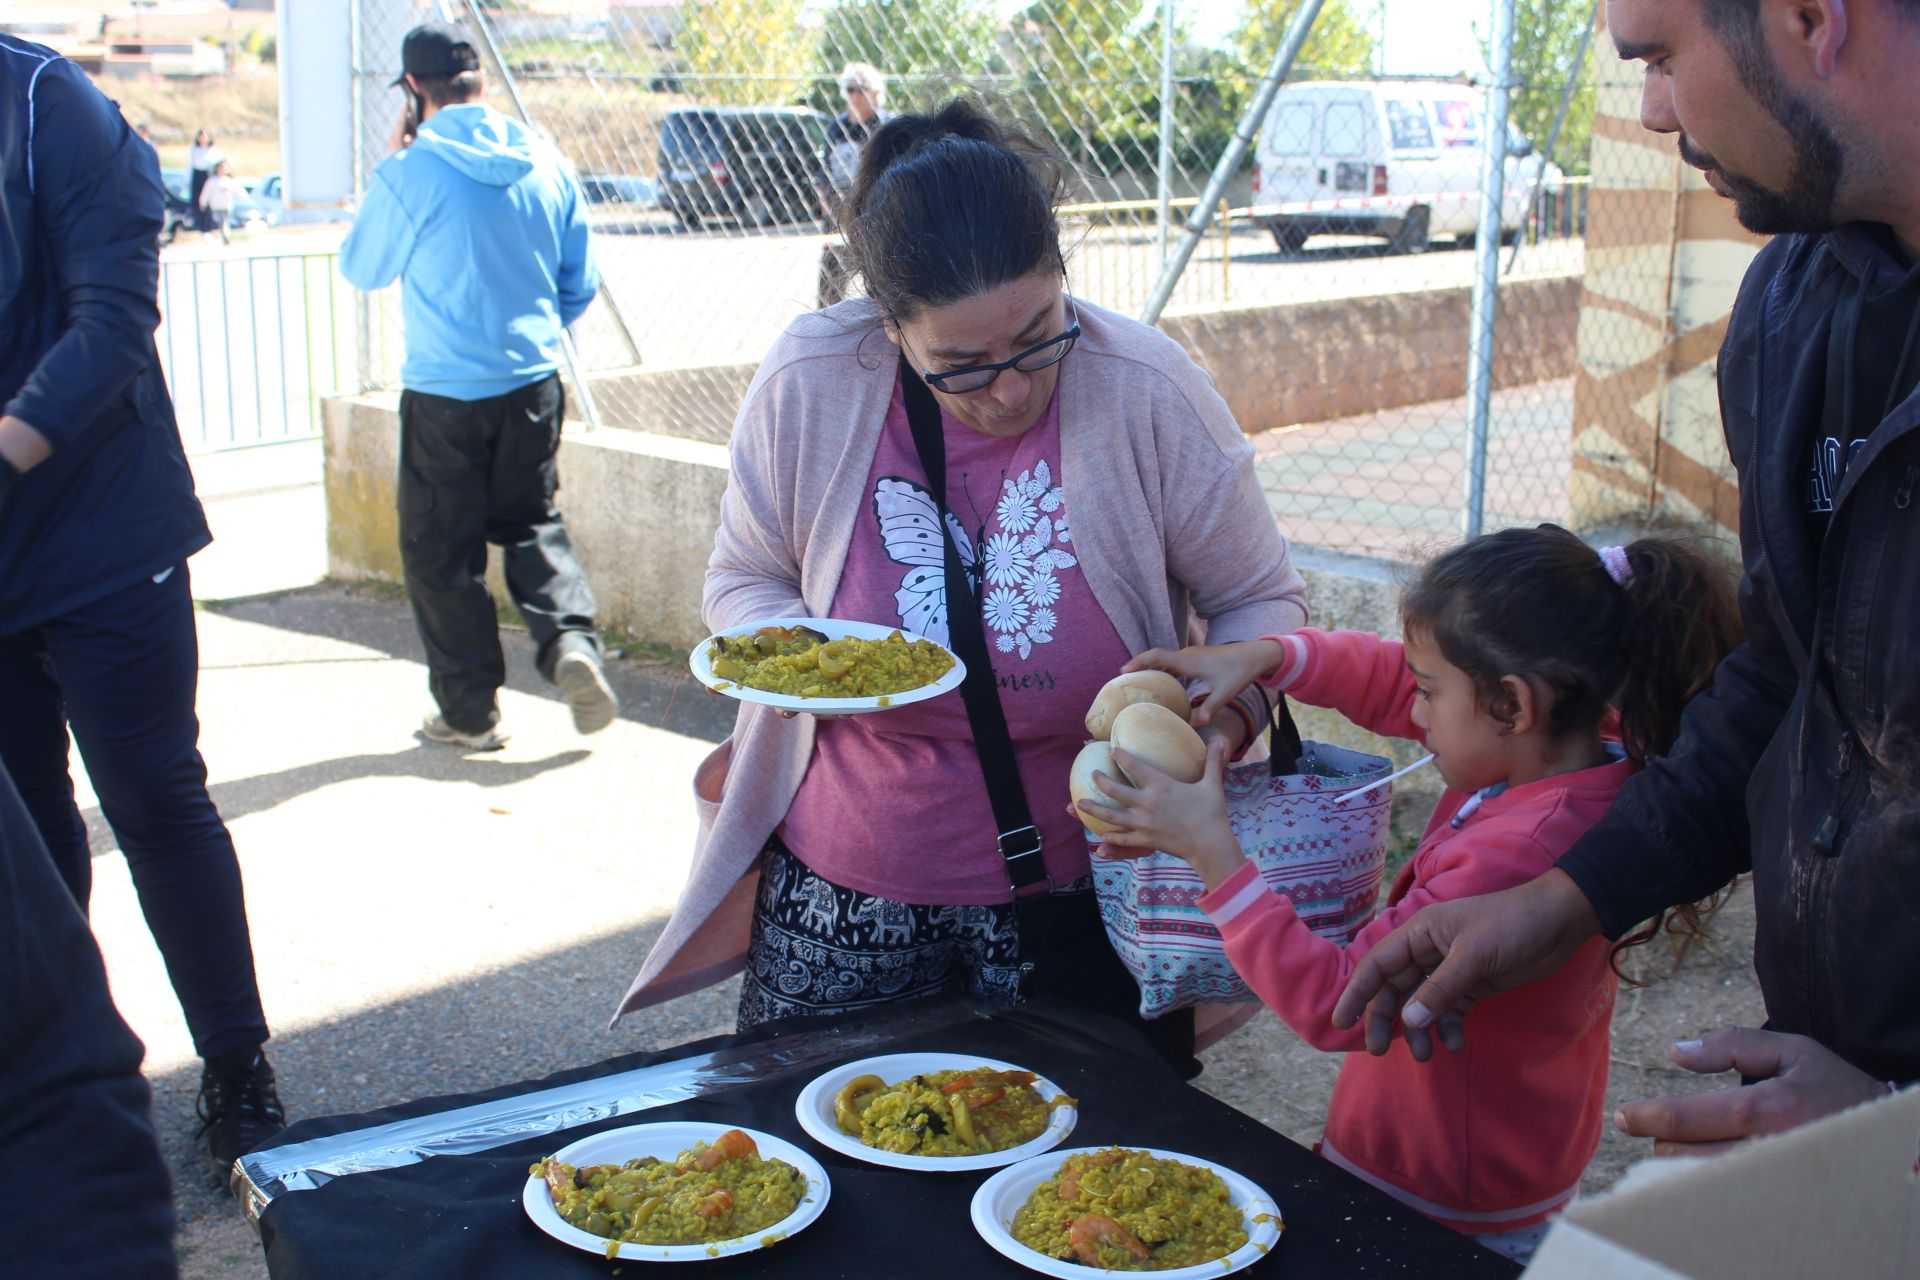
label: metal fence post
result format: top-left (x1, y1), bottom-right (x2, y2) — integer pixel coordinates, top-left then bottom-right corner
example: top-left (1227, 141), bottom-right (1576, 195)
top-left (1505, 0), bottom-right (1599, 275)
top-left (1140, 0), bottom-right (1326, 326)
top-left (1463, 0), bottom-right (1518, 538)
top-left (1155, 0), bottom-right (1176, 269)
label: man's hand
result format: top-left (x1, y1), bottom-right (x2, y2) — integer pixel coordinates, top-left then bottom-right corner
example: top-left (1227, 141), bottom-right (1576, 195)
top-left (1329, 868), bottom-right (1602, 1056)
top-left (1614, 1028), bottom-right (1889, 1157)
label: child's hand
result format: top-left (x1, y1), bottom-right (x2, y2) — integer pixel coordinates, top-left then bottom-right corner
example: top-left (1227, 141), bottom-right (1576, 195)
top-left (1125, 639), bottom-right (1286, 727)
top-left (1076, 740), bottom-right (1249, 891)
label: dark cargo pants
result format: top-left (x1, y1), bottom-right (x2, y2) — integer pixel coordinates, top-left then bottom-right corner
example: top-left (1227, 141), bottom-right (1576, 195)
top-left (397, 373), bottom-right (601, 734)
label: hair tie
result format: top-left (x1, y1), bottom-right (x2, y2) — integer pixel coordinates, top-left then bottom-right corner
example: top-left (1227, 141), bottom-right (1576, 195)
top-left (1598, 545), bottom-right (1633, 586)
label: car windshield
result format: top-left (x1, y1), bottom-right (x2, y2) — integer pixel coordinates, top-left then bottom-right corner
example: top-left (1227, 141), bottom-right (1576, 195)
top-left (661, 113), bottom-right (723, 162)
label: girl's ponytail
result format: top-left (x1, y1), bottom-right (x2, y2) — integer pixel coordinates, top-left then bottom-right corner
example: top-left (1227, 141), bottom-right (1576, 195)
top-left (1612, 538), bottom-right (1743, 764)
top-left (1609, 536), bottom-right (1743, 981)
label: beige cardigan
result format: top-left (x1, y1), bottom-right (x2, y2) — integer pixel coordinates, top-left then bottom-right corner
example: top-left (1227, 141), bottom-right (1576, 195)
top-left (612, 296), bottom-right (1308, 1024)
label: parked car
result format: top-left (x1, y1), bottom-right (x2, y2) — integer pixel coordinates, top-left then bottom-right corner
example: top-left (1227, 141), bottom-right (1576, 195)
top-left (656, 106), bottom-right (828, 229)
top-left (1252, 80), bottom-right (1565, 254)
top-left (246, 173), bottom-right (356, 227)
top-left (158, 166), bottom-right (269, 240)
top-left (579, 172), bottom-right (659, 208)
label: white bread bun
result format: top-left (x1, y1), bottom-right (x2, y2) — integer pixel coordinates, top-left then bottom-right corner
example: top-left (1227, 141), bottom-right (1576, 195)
top-left (1069, 741), bottom-right (1127, 836)
top-left (1084, 670), bottom-right (1190, 740)
top-left (1109, 702), bottom-right (1207, 784)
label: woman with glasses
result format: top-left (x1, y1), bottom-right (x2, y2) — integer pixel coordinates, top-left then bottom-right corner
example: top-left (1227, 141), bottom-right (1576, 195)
top-left (614, 99), bottom-right (1307, 1071)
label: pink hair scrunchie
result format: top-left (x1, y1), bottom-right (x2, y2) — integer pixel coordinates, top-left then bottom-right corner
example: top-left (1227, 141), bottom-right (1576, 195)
top-left (1599, 545), bottom-right (1633, 586)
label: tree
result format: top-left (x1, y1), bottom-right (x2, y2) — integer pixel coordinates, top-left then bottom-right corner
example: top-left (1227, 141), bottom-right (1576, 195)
top-left (813, 0), bottom-right (1001, 114)
top-left (1482, 0), bottom-right (1597, 174)
top-left (1228, 0), bottom-right (1378, 82)
top-left (675, 0), bottom-right (815, 106)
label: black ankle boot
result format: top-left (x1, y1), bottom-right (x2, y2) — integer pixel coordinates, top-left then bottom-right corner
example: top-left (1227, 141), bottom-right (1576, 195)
top-left (196, 1047), bottom-right (287, 1190)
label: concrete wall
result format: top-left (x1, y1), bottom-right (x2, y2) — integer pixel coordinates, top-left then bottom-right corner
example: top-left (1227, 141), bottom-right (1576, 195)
top-left (588, 278), bottom-right (1582, 445)
top-left (1166, 275), bottom-right (1582, 435)
top-left (1567, 7), bottom-right (1763, 537)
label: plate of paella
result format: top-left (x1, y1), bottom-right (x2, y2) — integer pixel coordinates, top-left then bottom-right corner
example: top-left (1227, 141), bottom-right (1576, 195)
top-left (794, 1052), bottom-right (1078, 1172)
top-left (688, 617), bottom-right (965, 715)
top-left (522, 1121), bottom-right (830, 1262)
top-left (970, 1145), bottom-right (1283, 1277)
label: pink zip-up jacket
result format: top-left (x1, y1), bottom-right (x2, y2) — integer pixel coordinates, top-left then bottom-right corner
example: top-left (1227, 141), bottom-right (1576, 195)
top-left (611, 297), bottom-right (1309, 1025)
top-left (1203, 628), bottom-right (1624, 1233)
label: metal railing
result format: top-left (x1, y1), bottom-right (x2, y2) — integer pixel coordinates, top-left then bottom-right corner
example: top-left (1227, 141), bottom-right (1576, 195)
top-left (158, 250), bottom-right (351, 454)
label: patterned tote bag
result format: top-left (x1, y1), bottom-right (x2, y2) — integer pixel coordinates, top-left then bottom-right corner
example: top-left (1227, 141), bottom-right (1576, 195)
top-left (1092, 694), bottom-right (1394, 1018)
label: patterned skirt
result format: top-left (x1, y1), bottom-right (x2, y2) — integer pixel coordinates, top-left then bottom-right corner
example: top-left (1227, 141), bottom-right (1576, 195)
top-left (737, 837), bottom-right (1092, 1029)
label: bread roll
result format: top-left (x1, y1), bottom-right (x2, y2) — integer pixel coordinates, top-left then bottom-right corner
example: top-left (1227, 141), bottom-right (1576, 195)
top-left (1109, 702), bottom-right (1207, 784)
top-left (1069, 741), bottom-right (1127, 836)
top-left (1084, 670), bottom-right (1190, 740)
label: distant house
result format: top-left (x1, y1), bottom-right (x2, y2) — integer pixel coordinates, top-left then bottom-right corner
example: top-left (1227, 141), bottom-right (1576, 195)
top-left (96, 1), bottom-right (273, 79)
top-left (611, 0), bottom-right (684, 51)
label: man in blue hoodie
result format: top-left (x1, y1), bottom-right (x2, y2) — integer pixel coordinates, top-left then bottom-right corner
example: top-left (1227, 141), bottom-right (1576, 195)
top-left (342, 23), bottom-right (615, 751)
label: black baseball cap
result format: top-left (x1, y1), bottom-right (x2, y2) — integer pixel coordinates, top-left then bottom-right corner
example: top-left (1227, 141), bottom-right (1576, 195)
top-left (391, 23), bottom-right (481, 87)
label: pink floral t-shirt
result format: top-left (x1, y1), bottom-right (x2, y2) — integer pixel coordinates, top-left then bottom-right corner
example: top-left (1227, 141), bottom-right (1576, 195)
top-left (778, 377), bottom-right (1131, 904)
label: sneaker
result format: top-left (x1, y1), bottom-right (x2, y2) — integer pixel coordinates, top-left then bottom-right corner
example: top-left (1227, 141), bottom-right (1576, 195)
top-left (420, 713), bottom-right (510, 751)
top-left (196, 1048), bottom-right (287, 1190)
top-left (554, 649), bottom-right (619, 734)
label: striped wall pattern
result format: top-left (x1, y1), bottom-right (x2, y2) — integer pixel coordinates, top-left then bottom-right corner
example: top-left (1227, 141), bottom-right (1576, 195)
top-left (1567, 10), bottom-right (1766, 538)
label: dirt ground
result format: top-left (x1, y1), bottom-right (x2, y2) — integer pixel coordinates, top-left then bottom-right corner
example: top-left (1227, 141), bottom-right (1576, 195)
top-left (1196, 879), bottom-right (1768, 1197)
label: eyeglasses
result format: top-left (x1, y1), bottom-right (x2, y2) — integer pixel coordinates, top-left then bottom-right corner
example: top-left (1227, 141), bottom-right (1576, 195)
top-left (914, 297), bottom-right (1081, 395)
top-left (843, 83), bottom-right (870, 95)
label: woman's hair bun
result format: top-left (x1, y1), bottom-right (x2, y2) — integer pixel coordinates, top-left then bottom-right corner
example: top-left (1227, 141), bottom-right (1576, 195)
top-left (842, 96), bottom-right (1069, 319)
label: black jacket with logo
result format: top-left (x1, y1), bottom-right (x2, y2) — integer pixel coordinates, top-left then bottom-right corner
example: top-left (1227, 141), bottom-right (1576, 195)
top-left (1559, 225), bottom-right (1920, 1085)
top-left (0, 37), bottom-right (208, 630)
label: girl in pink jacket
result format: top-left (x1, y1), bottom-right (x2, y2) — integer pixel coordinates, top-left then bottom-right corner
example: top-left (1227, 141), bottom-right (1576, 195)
top-left (1078, 524), bottom-right (1739, 1261)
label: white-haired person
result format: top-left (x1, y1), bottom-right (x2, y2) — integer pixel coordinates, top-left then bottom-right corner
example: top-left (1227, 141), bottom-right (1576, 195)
top-left (817, 60), bottom-right (893, 305)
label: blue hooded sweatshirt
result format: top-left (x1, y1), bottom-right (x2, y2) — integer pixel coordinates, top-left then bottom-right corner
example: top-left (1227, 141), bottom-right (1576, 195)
top-left (340, 103), bottom-right (597, 401)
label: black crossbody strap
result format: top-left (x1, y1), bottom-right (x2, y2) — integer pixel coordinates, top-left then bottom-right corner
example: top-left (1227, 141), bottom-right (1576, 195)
top-left (898, 360), bottom-right (1047, 891)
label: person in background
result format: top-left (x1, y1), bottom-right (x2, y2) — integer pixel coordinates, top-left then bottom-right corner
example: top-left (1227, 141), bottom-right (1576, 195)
top-left (0, 34), bottom-right (286, 1187)
top-left (198, 157), bottom-right (239, 243)
top-left (1086, 526), bottom-right (1739, 1264)
top-left (340, 22), bottom-right (614, 750)
top-left (0, 762), bottom-right (177, 1278)
top-left (187, 126), bottom-right (220, 215)
top-left (816, 61), bottom-right (892, 306)
top-left (1333, 0), bottom-right (1920, 1153)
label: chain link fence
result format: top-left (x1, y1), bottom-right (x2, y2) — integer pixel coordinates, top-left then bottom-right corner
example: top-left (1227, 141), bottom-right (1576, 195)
top-left (345, 0), bottom-right (1648, 562)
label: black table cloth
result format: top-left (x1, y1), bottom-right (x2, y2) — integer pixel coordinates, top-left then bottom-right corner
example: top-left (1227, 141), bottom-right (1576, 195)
top-left (255, 999), bottom-right (1518, 1278)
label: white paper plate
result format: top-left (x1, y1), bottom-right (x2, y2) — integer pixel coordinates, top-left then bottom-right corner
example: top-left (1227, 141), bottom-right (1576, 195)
top-left (793, 1052), bottom-right (1078, 1173)
top-left (688, 617), bottom-right (966, 715)
top-left (970, 1146), bottom-right (1284, 1278)
top-left (521, 1121), bottom-right (830, 1263)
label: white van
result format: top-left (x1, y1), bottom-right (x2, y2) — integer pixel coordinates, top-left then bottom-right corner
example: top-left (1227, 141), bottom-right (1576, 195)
top-left (1252, 79), bottom-right (1564, 253)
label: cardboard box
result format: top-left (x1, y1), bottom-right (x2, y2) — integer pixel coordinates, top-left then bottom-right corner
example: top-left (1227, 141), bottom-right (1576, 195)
top-left (1525, 1086), bottom-right (1919, 1278)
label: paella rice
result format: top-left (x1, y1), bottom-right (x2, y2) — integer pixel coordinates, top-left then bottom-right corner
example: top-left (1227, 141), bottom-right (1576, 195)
top-left (834, 1066), bottom-right (1070, 1157)
top-left (706, 625), bottom-right (953, 699)
top-left (1010, 1147), bottom-right (1250, 1271)
top-left (531, 1129), bottom-right (804, 1259)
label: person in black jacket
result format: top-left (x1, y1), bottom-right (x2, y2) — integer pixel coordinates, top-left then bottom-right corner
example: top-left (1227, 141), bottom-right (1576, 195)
top-left (1330, 0), bottom-right (1920, 1150)
top-left (0, 36), bottom-right (286, 1184)
top-left (0, 761), bottom-right (177, 1278)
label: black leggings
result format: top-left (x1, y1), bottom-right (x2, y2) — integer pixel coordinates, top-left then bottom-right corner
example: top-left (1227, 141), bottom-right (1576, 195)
top-left (0, 564), bottom-right (268, 1061)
